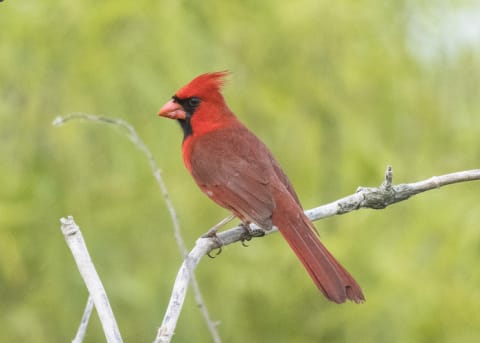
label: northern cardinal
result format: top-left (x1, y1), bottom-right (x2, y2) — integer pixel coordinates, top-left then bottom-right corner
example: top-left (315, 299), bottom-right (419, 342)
top-left (158, 72), bottom-right (364, 303)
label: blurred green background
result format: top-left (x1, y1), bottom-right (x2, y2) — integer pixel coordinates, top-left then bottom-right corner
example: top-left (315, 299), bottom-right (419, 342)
top-left (1, 0), bottom-right (480, 342)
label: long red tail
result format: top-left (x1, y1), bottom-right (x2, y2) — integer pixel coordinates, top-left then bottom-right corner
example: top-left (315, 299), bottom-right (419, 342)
top-left (272, 194), bottom-right (364, 303)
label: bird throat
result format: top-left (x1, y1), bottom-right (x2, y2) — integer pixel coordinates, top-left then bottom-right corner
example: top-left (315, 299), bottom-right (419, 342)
top-left (172, 95), bottom-right (200, 141)
top-left (178, 117), bottom-right (193, 141)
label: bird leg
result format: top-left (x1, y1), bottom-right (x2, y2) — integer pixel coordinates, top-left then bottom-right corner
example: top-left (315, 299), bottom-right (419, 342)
top-left (202, 214), bottom-right (235, 238)
top-left (202, 215), bottom-right (235, 258)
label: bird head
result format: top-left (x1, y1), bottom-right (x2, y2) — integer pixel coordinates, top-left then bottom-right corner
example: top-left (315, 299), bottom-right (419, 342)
top-left (158, 72), bottom-right (235, 141)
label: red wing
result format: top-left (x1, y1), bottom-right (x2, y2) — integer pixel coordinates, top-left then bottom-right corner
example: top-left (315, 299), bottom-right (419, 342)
top-left (188, 126), bottom-right (277, 229)
top-left (270, 155), bottom-right (301, 206)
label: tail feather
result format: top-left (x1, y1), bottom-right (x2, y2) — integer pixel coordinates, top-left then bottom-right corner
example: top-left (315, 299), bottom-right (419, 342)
top-left (272, 195), bottom-right (365, 303)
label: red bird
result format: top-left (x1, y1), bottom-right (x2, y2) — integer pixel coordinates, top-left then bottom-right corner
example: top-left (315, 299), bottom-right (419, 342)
top-left (158, 72), bottom-right (364, 303)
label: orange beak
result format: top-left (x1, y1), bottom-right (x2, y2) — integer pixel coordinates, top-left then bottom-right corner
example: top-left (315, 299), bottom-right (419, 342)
top-left (158, 99), bottom-right (187, 120)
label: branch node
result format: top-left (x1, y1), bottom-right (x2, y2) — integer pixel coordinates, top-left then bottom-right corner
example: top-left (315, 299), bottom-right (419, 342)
top-left (431, 175), bottom-right (441, 188)
top-left (60, 215), bottom-right (79, 236)
top-left (383, 165), bottom-right (393, 189)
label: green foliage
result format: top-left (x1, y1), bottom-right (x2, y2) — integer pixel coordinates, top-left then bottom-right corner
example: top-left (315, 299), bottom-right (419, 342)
top-left (1, 0), bottom-right (479, 342)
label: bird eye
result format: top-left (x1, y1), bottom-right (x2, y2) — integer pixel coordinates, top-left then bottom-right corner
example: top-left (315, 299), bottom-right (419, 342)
top-left (188, 97), bottom-right (201, 108)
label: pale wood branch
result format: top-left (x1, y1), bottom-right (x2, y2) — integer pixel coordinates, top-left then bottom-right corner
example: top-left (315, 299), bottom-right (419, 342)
top-left (54, 113), bottom-right (221, 342)
top-left (156, 167), bottom-right (480, 341)
top-left (60, 216), bottom-right (123, 343)
top-left (72, 296), bottom-right (94, 343)
top-left (54, 114), bottom-right (480, 343)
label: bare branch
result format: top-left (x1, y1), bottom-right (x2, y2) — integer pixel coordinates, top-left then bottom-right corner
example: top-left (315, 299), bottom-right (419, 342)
top-left (306, 167), bottom-right (480, 220)
top-left (72, 296), bottom-right (94, 343)
top-left (157, 167), bottom-right (480, 339)
top-left (60, 216), bottom-right (123, 343)
top-left (54, 114), bottom-right (221, 342)
top-left (53, 113), bottom-right (185, 252)
top-left (212, 167), bottom-right (480, 249)
top-left (154, 239), bottom-right (216, 343)
top-left (54, 115), bottom-right (479, 341)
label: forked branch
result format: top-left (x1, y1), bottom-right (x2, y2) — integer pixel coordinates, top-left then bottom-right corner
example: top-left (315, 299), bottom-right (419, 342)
top-left (54, 115), bottom-right (480, 343)
top-left (155, 167), bottom-right (480, 342)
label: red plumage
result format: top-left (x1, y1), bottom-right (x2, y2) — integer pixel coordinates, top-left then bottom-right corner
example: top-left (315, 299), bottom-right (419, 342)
top-left (158, 72), bottom-right (364, 303)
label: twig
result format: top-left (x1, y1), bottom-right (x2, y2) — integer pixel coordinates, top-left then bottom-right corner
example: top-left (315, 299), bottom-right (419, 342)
top-left (53, 113), bottom-right (186, 252)
top-left (60, 216), bottom-right (123, 343)
top-left (72, 296), bottom-right (94, 343)
top-left (305, 167), bottom-right (480, 220)
top-left (54, 114), bottom-right (480, 341)
top-left (154, 239), bottom-right (217, 343)
top-left (157, 166), bottom-right (480, 340)
top-left (54, 113), bottom-right (222, 342)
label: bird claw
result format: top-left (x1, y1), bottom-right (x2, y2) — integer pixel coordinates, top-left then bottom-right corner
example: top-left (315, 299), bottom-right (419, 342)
top-left (203, 229), bottom-right (224, 258)
top-left (239, 223), bottom-right (265, 246)
top-left (202, 215), bottom-right (236, 258)
top-left (207, 246), bottom-right (222, 258)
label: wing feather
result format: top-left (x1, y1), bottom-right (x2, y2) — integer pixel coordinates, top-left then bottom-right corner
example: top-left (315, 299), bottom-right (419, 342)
top-left (188, 126), bottom-right (276, 228)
